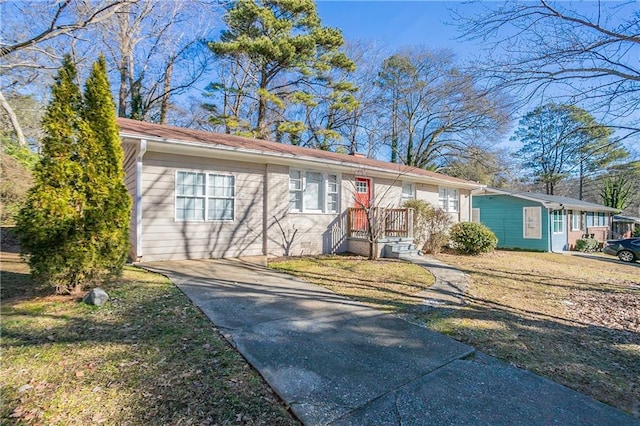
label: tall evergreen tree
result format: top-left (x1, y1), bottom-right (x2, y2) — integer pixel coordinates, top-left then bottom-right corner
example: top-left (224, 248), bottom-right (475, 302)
top-left (16, 55), bottom-right (131, 294)
top-left (16, 55), bottom-right (89, 293)
top-left (82, 55), bottom-right (132, 278)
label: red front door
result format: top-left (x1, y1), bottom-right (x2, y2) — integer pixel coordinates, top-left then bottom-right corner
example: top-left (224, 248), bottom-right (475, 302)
top-left (353, 178), bottom-right (371, 232)
top-left (354, 177), bottom-right (371, 208)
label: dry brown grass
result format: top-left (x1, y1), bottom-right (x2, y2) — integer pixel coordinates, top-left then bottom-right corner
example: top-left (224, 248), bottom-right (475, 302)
top-left (269, 255), bottom-right (435, 312)
top-left (269, 251), bottom-right (639, 417)
top-left (429, 250), bottom-right (639, 417)
top-left (1, 251), bottom-right (298, 425)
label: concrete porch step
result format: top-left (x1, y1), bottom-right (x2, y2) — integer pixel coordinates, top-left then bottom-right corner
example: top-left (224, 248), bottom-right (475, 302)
top-left (383, 242), bottom-right (422, 258)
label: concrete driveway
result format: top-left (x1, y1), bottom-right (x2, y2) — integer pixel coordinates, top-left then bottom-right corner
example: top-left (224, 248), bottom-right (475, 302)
top-left (141, 258), bottom-right (638, 426)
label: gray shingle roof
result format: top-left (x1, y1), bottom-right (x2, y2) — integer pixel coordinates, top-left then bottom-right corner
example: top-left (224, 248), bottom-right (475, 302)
top-left (481, 188), bottom-right (619, 213)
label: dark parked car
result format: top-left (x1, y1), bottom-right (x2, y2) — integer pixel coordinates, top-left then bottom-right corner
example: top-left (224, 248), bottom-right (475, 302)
top-left (602, 238), bottom-right (640, 262)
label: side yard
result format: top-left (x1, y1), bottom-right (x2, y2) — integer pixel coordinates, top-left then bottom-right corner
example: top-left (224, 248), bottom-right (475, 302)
top-left (0, 249), bottom-right (297, 425)
top-left (269, 252), bottom-right (640, 417)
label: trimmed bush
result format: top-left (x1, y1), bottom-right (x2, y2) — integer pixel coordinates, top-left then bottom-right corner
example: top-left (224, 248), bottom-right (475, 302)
top-left (575, 238), bottom-right (598, 252)
top-left (449, 222), bottom-right (498, 255)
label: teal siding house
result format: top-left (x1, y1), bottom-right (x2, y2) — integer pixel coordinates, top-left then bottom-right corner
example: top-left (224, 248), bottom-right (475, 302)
top-left (472, 189), bottom-right (619, 252)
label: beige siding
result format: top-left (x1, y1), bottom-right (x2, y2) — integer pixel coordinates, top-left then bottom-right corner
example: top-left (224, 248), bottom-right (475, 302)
top-left (266, 165), bottom-right (346, 257)
top-left (135, 148), bottom-right (474, 261)
top-left (374, 177), bottom-right (403, 207)
top-left (341, 174), bottom-right (404, 208)
top-left (415, 184), bottom-right (472, 223)
top-left (416, 183), bottom-right (439, 208)
top-left (140, 152), bottom-right (265, 261)
top-left (122, 143), bottom-right (138, 260)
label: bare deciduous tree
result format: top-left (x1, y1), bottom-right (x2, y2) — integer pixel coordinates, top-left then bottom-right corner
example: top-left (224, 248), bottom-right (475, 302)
top-left (376, 48), bottom-right (510, 169)
top-left (455, 1), bottom-right (640, 127)
top-left (98, 0), bottom-right (214, 123)
top-left (0, 0), bottom-right (135, 145)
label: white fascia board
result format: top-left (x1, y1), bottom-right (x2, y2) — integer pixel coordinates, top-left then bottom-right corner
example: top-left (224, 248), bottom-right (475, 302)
top-left (120, 132), bottom-right (483, 190)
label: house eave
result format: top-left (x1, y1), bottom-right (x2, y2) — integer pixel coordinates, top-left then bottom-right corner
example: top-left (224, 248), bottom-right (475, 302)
top-left (476, 188), bottom-right (618, 213)
top-left (120, 132), bottom-right (483, 190)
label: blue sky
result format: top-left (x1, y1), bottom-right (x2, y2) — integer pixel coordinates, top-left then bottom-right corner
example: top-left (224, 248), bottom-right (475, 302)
top-left (315, 1), bottom-right (483, 57)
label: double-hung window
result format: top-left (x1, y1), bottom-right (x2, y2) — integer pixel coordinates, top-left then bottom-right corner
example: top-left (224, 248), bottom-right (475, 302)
top-left (571, 211), bottom-right (582, 231)
top-left (438, 188), bottom-right (459, 212)
top-left (289, 169), bottom-right (339, 213)
top-left (327, 175), bottom-right (339, 212)
top-left (402, 183), bottom-right (415, 201)
top-left (176, 171), bottom-right (235, 221)
top-left (597, 212), bottom-right (607, 226)
top-left (208, 174), bottom-right (235, 220)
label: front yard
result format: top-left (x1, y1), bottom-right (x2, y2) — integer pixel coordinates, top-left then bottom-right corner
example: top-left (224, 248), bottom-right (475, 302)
top-left (0, 250), bottom-right (297, 425)
top-left (269, 251), bottom-right (640, 417)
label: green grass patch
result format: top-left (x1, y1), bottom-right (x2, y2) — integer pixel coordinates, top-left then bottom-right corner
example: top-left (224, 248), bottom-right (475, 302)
top-left (269, 254), bottom-right (435, 313)
top-left (1, 252), bottom-right (297, 425)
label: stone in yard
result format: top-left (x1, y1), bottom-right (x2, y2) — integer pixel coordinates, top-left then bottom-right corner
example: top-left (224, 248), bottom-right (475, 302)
top-left (83, 288), bottom-right (109, 306)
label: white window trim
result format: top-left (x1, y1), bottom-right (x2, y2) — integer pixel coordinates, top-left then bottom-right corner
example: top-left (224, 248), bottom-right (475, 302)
top-left (438, 187), bottom-right (459, 213)
top-left (289, 168), bottom-right (340, 214)
top-left (175, 170), bottom-right (235, 222)
top-left (523, 206), bottom-right (542, 239)
top-left (571, 210), bottom-right (582, 231)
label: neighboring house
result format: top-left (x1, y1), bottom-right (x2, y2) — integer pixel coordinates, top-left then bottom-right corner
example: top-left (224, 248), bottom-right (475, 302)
top-left (612, 215), bottom-right (640, 239)
top-left (472, 188), bottom-right (619, 252)
top-left (118, 118), bottom-right (483, 262)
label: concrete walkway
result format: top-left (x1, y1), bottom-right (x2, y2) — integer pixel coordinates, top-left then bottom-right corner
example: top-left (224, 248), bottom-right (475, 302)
top-left (400, 254), bottom-right (469, 310)
top-left (141, 258), bottom-right (638, 426)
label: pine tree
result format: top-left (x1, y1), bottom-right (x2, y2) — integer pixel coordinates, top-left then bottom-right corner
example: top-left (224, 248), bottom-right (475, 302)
top-left (208, 0), bottom-right (356, 142)
top-left (16, 55), bottom-right (131, 294)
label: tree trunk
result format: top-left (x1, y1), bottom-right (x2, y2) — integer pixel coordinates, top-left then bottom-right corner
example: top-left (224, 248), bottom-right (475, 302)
top-left (0, 91), bottom-right (27, 146)
top-left (159, 61), bottom-right (174, 124)
top-left (256, 69), bottom-right (268, 139)
top-left (117, 4), bottom-right (131, 117)
top-left (578, 160), bottom-right (584, 200)
top-left (391, 96), bottom-right (397, 163)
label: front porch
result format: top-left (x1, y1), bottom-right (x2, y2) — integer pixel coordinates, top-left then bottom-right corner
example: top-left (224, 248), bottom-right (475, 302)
top-left (347, 207), bottom-right (414, 239)
top-left (346, 208), bottom-right (418, 258)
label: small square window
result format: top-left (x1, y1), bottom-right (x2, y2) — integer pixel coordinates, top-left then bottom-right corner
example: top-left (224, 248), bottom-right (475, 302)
top-left (402, 183), bottom-right (414, 199)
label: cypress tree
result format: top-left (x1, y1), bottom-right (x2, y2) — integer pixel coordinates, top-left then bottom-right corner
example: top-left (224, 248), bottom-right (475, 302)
top-left (82, 56), bottom-right (131, 279)
top-left (16, 55), bottom-right (90, 293)
top-left (16, 55), bottom-right (131, 294)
